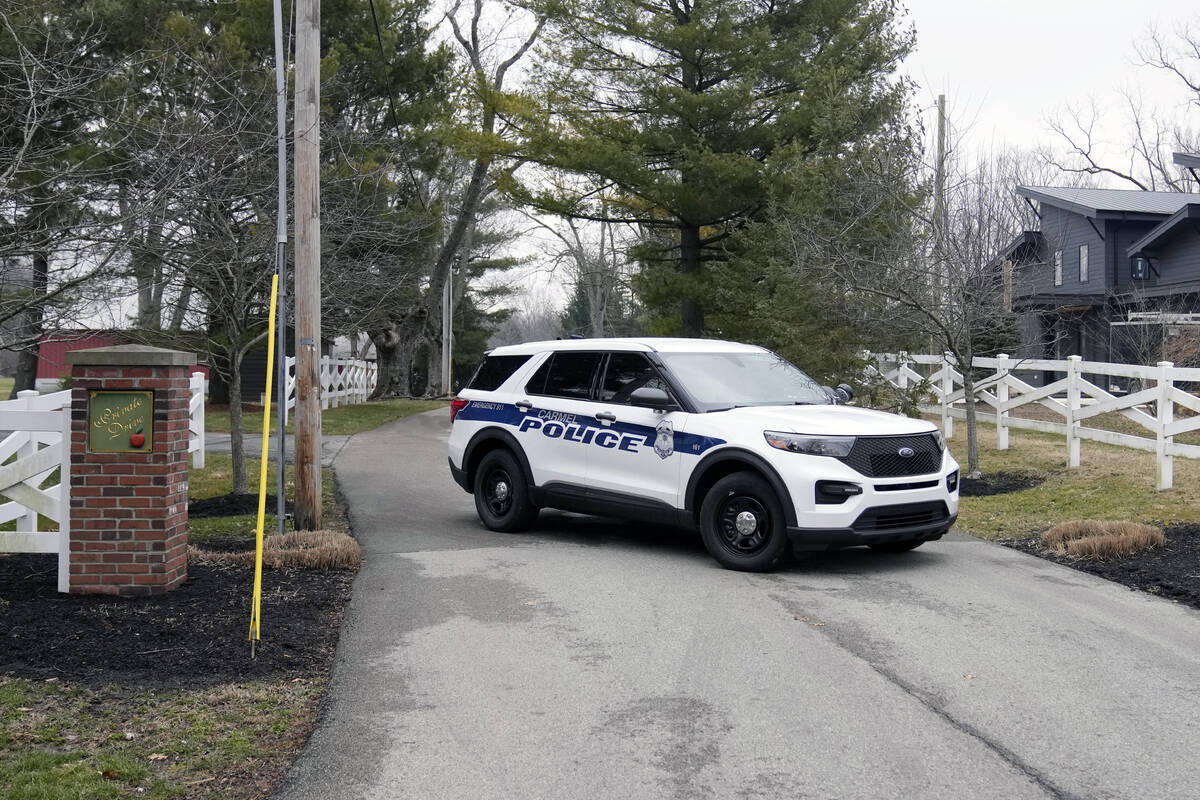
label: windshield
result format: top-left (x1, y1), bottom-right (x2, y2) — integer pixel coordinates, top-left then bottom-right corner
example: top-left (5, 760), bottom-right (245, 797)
top-left (658, 351), bottom-right (829, 411)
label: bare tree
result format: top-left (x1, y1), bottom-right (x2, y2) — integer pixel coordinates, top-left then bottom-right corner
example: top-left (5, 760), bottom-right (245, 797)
top-left (126, 50), bottom-right (282, 495)
top-left (487, 285), bottom-right (564, 346)
top-left (781, 144), bottom-right (1047, 477)
top-left (368, 0), bottom-right (543, 397)
top-left (0, 5), bottom-right (160, 392)
top-left (524, 206), bottom-right (636, 338)
top-left (1046, 22), bottom-right (1200, 191)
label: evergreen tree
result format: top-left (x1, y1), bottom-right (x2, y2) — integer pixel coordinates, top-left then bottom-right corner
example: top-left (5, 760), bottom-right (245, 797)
top-left (519, 0), bottom-right (914, 336)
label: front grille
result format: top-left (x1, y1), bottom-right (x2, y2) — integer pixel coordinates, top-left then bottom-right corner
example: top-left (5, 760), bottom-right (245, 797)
top-left (853, 501), bottom-right (949, 532)
top-left (838, 434), bottom-right (941, 477)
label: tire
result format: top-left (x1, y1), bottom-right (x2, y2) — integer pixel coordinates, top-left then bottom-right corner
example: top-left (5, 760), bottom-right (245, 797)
top-left (699, 472), bottom-right (790, 572)
top-left (869, 539), bottom-right (925, 553)
top-left (473, 449), bottom-right (539, 532)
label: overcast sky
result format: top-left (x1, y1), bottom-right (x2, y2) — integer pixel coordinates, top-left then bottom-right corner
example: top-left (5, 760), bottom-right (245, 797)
top-left (900, 0), bottom-right (1198, 171)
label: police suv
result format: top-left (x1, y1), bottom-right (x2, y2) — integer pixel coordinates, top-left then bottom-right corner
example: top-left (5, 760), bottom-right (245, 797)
top-left (447, 338), bottom-right (959, 572)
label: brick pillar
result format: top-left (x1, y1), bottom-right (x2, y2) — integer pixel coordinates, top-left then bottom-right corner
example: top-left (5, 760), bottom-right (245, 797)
top-left (66, 345), bottom-right (196, 595)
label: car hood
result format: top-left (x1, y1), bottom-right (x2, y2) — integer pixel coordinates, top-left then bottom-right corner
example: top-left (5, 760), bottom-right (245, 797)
top-left (707, 405), bottom-right (937, 437)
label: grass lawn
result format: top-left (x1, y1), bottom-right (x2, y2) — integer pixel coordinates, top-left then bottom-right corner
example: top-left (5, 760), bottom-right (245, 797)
top-left (205, 397), bottom-right (445, 436)
top-left (948, 417), bottom-right (1200, 540)
top-left (187, 454), bottom-right (342, 547)
top-left (1, 678), bottom-right (321, 800)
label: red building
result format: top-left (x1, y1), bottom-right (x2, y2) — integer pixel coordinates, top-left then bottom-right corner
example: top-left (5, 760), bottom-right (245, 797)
top-left (35, 331), bottom-right (121, 391)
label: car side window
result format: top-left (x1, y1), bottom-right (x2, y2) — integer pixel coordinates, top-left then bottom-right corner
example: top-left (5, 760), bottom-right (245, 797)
top-left (467, 355), bottom-right (531, 391)
top-left (600, 353), bottom-right (672, 404)
top-left (526, 352), bottom-right (602, 399)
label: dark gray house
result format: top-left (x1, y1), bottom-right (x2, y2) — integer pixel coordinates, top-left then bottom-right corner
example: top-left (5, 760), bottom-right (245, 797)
top-left (1000, 170), bottom-right (1200, 369)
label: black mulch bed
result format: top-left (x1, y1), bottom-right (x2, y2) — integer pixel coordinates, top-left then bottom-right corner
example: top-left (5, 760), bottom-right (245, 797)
top-left (959, 471), bottom-right (1045, 497)
top-left (189, 492), bottom-right (294, 518)
top-left (0, 553), bottom-right (354, 689)
top-left (1004, 523), bottom-right (1200, 610)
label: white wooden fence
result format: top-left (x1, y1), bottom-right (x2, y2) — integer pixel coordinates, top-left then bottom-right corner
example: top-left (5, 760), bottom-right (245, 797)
top-left (872, 352), bottom-right (1200, 490)
top-left (0, 374), bottom-right (208, 592)
top-left (281, 356), bottom-right (377, 424)
top-left (0, 390), bottom-right (73, 591)
top-left (188, 371), bottom-right (206, 469)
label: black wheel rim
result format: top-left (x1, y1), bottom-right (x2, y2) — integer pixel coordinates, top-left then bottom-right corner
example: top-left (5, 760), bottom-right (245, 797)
top-left (483, 467), bottom-right (514, 517)
top-left (716, 495), bottom-right (770, 556)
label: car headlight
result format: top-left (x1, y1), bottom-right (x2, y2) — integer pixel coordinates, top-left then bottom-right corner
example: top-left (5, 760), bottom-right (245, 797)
top-left (764, 431), bottom-right (856, 457)
top-left (931, 428), bottom-right (946, 452)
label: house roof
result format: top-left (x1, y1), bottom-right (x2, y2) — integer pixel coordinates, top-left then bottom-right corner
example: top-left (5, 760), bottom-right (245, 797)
top-left (992, 230), bottom-right (1044, 266)
top-left (1017, 185), bottom-right (1195, 218)
top-left (1173, 152), bottom-right (1200, 170)
top-left (1127, 204), bottom-right (1200, 256)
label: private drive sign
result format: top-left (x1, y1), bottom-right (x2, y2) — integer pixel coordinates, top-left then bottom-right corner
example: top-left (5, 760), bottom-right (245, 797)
top-left (88, 390), bottom-right (153, 452)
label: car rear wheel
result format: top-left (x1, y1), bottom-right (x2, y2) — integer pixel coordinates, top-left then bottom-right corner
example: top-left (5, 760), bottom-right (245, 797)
top-left (700, 473), bottom-right (790, 572)
top-left (474, 449), bottom-right (538, 532)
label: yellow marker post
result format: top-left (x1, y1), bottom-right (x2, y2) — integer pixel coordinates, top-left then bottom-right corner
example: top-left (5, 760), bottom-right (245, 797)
top-left (250, 274), bottom-right (280, 654)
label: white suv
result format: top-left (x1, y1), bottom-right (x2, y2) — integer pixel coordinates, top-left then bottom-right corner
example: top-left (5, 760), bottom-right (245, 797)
top-left (447, 338), bottom-right (959, 571)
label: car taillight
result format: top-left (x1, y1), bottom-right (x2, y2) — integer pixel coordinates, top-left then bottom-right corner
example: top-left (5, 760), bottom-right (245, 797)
top-left (450, 397), bottom-right (468, 424)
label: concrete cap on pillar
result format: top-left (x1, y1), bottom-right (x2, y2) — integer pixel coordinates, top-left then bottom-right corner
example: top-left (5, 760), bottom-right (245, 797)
top-left (65, 344), bottom-right (196, 367)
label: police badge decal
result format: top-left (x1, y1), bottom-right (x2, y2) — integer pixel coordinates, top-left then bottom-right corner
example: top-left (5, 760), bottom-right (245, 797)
top-left (654, 419), bottom-right (674, 459)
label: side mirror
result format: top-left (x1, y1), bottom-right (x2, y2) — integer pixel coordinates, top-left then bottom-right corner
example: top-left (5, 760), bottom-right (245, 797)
top-left (824, 384), bottom-right (853, 404)
top-left (629, 387), bottom-right (677, 410)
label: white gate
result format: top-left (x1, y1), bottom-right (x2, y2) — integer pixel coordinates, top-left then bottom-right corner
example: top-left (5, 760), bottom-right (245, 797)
top-left (0, 390), bottom-right (73, 592)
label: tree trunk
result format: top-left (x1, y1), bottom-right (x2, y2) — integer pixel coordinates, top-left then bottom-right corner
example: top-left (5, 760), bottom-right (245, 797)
top-left (168, 277), bottom-right (193, 333)
top-left (586, 270), bottom-right (606, 337)
top-left (10, 249), bottom-right (49, 397)
top-left (11, 349), bottom-right (38, 397)
top-left (228, 350), bottom-right (248, 494)
top-left (679, 225), bottom-right (704, 336)
top-left (424, 333), bottom-right (441, 397)
top-left (369, 326), bottom-right (402, 398)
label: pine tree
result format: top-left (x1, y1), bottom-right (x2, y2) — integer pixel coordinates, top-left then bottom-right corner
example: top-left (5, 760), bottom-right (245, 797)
top-left (519, 0), bottom-right (914, 336)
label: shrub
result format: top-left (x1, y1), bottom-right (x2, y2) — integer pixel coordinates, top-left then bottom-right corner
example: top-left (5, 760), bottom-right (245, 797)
top-left (1041, 520), bottom-right (1164, 560)
top-left (190, 529), bottom-right (361, 570)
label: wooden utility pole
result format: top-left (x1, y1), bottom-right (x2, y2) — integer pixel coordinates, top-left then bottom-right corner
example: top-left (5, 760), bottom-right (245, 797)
top-left (294, 0), bottom-right (322, 529)
top-left (933, 93), bottom-right (948, 315)
top-left (272, 0), bottom-right (288, 538)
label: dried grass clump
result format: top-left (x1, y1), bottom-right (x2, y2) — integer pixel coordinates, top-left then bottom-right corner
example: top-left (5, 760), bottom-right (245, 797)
top-left (190, 529), bottom-right (361, 570)
top-left (1041, 520), bottom-right (1164, 560)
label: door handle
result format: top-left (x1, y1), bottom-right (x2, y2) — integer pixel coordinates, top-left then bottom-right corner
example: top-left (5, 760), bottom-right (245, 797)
top-left (595, 411), bottom-right (616, 423)
top-left (515, 400), bottom-right (533, 411)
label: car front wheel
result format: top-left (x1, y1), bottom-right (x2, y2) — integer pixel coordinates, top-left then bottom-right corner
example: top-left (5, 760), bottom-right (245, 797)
top-left (473, 449), bottom-right (539, 532)
top-left (700, 473), bottom-right (790, 572)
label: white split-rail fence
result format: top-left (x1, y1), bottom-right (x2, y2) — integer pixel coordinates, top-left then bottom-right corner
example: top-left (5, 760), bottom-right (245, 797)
top-left (871, 352), bottom-right (1200, 490)
top-left (0, 373), bottom-right (207, 592)
top-left (280, 356), bottom-right (378, 425)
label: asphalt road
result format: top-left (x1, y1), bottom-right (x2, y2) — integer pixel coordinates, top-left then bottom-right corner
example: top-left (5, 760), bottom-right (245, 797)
top-left (274, 410), bottom-right (1200, 800)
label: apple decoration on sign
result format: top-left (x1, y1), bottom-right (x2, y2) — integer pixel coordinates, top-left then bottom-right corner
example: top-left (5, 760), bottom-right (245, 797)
top-left (130, 425), bottom-right (145, 449)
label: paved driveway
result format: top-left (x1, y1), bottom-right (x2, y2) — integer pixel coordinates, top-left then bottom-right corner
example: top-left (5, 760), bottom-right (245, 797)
top-left (273, 410), bottom-right (1200, 800)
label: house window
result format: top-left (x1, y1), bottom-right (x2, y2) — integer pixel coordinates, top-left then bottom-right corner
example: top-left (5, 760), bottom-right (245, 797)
top-left (1054, 250), bottom-right (1062, 287)
top-left (1079, 244), bottom-right (1089, 283)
